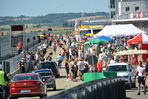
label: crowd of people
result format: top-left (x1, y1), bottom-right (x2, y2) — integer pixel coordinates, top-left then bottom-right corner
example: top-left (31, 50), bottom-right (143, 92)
top-left (16, 33), bottom-right (148, 95)
top-left (0, 32), bottom-right (148, 99)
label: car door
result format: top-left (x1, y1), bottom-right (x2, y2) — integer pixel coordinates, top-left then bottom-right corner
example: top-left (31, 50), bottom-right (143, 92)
top-left (128, 64), bottom-right (135, 82)
top-left (54, 62), bottom-right (60, 74)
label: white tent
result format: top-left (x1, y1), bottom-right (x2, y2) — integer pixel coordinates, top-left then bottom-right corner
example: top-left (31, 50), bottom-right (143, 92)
top-left (94, 24), bottom-right (146, 38)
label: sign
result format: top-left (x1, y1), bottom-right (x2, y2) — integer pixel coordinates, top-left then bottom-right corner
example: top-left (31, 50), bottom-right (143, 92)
top-left (88, 55), bottom-right (98, 66)
top-left (11, 25), bottom-right (24, 31)
top-left (48, 28), bottom-right (52, 31)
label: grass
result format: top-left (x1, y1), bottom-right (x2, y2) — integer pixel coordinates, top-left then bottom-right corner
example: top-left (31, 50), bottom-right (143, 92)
top-left (0, 24), bottom-right (73, 36)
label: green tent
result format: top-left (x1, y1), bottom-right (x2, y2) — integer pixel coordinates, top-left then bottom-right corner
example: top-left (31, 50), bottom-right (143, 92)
top-left (85, 39), bottom-right (110, 44)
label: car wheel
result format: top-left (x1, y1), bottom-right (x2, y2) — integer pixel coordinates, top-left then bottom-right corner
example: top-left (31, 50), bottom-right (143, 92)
top-left (40, 94), bottom-right (46, 98)
top-left (53, 85), bottom-right (56, 91)
top-left (127, 79), bottom-right (132, 89)
top-left (132, 79), bottom-right (136, 88)
top-left (9, 97), bottom-right (18, 99)
top-left (58, 74), bottom-right (60, 78)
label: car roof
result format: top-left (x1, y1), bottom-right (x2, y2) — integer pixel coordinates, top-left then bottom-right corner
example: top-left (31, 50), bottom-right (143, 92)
top-left (108, 63), bottom-right (129, 66)
top-left (40, 61), bottom-right (55, 63)
top-left (35, 69), bottom-right (52, 72)
top-left (14, 73), bottom-right (39, 77)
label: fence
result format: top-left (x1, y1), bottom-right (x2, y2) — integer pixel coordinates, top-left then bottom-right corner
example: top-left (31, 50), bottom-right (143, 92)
top-left (2, 40), bottom-right (45, 79)
top-left (42, 77), bottom-right (126, 99)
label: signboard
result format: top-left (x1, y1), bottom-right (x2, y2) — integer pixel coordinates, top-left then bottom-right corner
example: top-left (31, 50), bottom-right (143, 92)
top-left (11, 25), bottom-right (24, 31)
top-left (88, 55), bottom-right (98, 66)
top-left (48, 28), bottom-right (52, 31)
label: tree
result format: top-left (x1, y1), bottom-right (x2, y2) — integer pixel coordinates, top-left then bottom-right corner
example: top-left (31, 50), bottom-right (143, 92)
top-left (63, 21), bottom-right (68, 27)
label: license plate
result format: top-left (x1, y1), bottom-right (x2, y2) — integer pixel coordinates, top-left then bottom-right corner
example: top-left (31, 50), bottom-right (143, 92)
top-left (20, 90), bottom-right (30, 92)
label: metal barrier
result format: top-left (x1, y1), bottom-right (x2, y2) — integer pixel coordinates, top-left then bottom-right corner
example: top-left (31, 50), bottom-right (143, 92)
top-left (3, 40), bottom-right (45, 79)
top-left (42, 77), bottom-right (126, 99)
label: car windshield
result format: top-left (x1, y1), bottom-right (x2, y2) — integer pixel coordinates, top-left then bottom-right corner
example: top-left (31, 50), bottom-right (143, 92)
top-left (14, 75), bottom-right (37, 81)
top-left (36, 71), bottom-right (52, 76)
top-left (39, 62), bottom-right (55, 69)
top-left (38, 72), bottom-right (52, 76)
top-left (106, 65), bottom-right (128, 72)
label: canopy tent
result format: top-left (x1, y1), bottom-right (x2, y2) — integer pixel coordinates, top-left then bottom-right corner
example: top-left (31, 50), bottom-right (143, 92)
top-left (127, 32), bottom-right (148, 62)
top-left (85, 39), bottom-right (109, 44)
top-left (127, 33), bottom-right (148, 45)
top-left (98, 36), bottom-right (115, 42)
top-left (116, 50), bottom-right (148, 55)
top-left (94, 24), bottom-right (146, 38)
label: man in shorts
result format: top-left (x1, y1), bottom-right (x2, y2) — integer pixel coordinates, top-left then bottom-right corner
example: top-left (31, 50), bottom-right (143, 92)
top-left (134, 61), bottom-right (146, 95)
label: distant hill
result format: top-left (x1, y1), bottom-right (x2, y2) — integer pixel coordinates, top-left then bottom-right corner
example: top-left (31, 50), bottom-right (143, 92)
top-left (67, 15), bottom-right (104, 22)
top-left (0, 12), bottom-right (109, 26)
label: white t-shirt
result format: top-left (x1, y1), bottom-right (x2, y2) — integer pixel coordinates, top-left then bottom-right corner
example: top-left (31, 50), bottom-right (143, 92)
top-left (77, 61), bottom-right (85, 70)
top-left (110, 60), bottom-right (117, 64)
top-left (43, 44), bottom-right (47, 49)
top-left (137, 66), bottom-right (145, 77)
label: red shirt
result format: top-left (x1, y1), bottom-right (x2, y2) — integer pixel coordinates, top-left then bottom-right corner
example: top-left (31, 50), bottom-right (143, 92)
top-left (97, 62), bottom-right (103, 72)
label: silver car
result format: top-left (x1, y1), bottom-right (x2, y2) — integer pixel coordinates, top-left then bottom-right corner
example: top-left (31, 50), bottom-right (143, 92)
top-left (105, 63), bottom-right (136, 89)
top-left (35, 69), bottom-right (56, 90)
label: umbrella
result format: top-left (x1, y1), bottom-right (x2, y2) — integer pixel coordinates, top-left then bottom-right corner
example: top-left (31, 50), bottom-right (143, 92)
top-left (85, 39), bottom-right (109, 44)
top-left (98, 36), bottom-right (115, 42)
top-left (85, 33), bottom-right (94, 36)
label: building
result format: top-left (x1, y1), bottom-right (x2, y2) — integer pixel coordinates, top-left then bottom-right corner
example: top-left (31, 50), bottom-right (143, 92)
top-left (109, 0), bottom-right (148, 18)
top-left (109, 0), bottom-right (148, 34)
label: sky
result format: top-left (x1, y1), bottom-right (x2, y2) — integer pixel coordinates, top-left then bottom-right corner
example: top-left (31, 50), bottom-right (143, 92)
top-left (0, 0), bottom-right (108, 17)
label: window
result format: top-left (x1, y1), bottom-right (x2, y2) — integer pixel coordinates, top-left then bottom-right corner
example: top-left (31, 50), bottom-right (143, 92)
top-left (126, 7), bottom-right (130, 11)
top-left (27, 39), bottom-right (30, 43)
top-left (135, 7), bottom-right (139, 11)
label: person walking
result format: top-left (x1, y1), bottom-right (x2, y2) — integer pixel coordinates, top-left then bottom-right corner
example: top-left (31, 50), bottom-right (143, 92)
top-left (52, 43), bottom-right (57, 54)
top-left (49, 36), bottom-right (53, 46)
top-left (65, 61), bottom-right (70, 81)
top-left (77, 58), bottom-right (85, 81)
top-left (134, 61), bottom-right (146, 95)
top-left (72, 60), bottom-right (78, 82)
top-left (57, 54), bottom-right (63, 69)
top-left (145, 56), bottom-right (148, 89)
top-left (65, 48), bottom-right (70, 61)
top-left (97, 59), bottom-right (103, 72)
top-left (18, 58), bottom-right (26, 73)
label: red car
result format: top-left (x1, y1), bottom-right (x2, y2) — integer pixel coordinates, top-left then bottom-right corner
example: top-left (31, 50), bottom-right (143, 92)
top-left (9, 73), bottom-right (47, 99)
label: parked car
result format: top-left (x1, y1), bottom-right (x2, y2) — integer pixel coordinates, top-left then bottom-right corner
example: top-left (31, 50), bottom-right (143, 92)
top-left (9, 73), bottom-right (47, 99)
top-left (37, 61), bottom-right (60, 78)
top-left (35, 69), bottom-right (56, 90)
top-left (105, 63), bottom-right (136, 89)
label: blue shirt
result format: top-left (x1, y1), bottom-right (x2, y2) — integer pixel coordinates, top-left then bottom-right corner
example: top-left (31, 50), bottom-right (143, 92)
top-left (57, 55), bottom-right (63, 60)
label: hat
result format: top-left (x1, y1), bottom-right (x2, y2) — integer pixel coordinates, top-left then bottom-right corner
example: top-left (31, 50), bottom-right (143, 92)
top-left (0, 64), bottom-right (2, 69)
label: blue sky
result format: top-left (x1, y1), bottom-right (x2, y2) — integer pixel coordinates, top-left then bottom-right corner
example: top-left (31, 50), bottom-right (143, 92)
top-left (0, 0), bottom-right (108, 17)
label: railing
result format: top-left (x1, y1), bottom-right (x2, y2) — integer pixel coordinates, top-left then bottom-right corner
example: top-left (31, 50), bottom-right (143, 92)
top-left (42, 77), bottom-right (126, 99)
top-left (112, 11), bottom-right (148, 20)
top-left (2, 40), bottom-right (45, 79)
